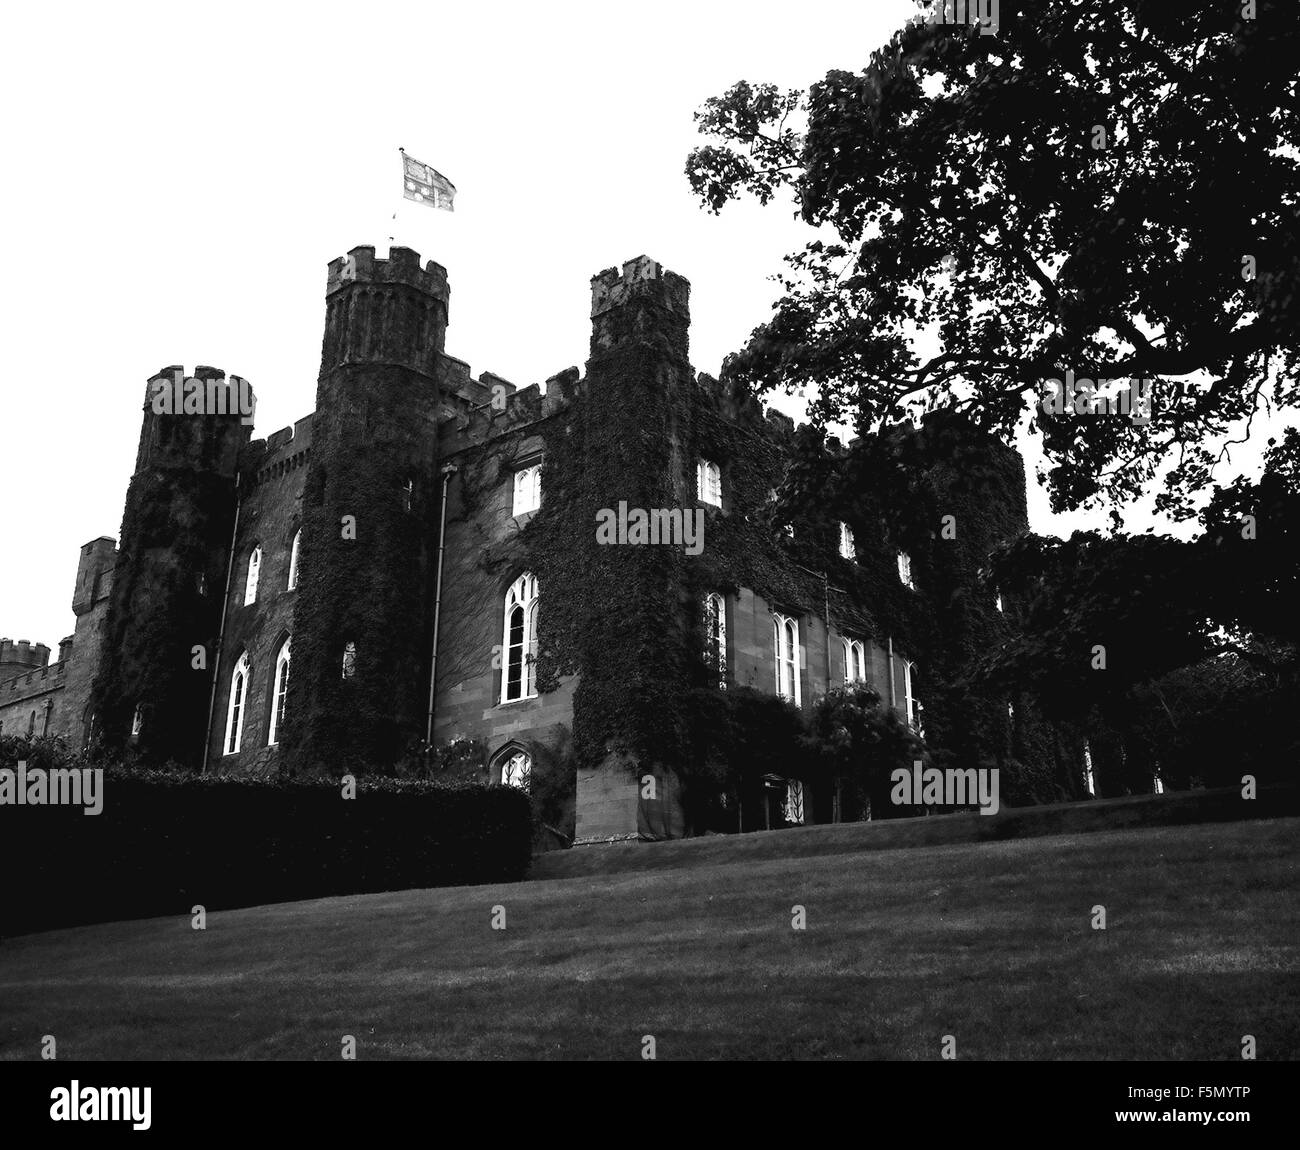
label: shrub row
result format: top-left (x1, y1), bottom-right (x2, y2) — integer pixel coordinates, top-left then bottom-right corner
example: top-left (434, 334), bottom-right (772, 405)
top-left (0, 766), bottom-right (532, 936)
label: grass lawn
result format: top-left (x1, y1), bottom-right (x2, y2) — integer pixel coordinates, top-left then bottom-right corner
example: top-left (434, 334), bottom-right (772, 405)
top-left (1, 817), bottom-right (1296, 1060)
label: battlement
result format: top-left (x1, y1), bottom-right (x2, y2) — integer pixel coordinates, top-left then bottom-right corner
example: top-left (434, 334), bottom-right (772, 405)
top-left (141, 365), bottom-right (256, 423)
top-left (0, 639), bottom-right (51, 671)
top-left (327, 245), bottom-right (449, 301)
top-left (591, 256), bottom-right (689, 319)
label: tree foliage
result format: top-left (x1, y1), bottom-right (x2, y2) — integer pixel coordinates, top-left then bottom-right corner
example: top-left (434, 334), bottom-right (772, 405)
top-left (687, 1), bottom-right (1300, 517)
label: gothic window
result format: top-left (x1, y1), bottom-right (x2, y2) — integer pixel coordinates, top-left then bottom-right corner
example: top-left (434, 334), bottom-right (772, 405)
top-left (995, 590), bottom-right (1004, 612)
top-left (402, 477), bottom-right (414, 513)
top-left (842, 638), bottom-right (867, 684)
top-left (131, 703), bottom-right (143, 738)
top-left (703, 592), bottom-right (727, 688)
top-left (42, 702), bottom-right (52, 736)
top-left (501, 573), bottom-right (539, 703)
top-left (512, 465), bottom-right (541, 517)
top-left (269, 637), bottom-right (291, 745)
top-left (773, 613), bottom-right (801, 706)
top-left (697, 458), bottom-right (722, 508)
top-left (897, 550), bottom-right (914, 589)
top-left (28, 710), bottom-right (36, 737)
top-left (1083, 741), bottom-right (1096, 796)
top-left (499, 750), bottom-right (531, 790)
top-left (341, 641), bottom-right (357, 680)
top-left (784, 779), bottom-right (805, 825)
top-left (287, 530), bottom-right (301, 590)
top-left (224, 652), bottom-right (249, 755)
top-left (244, 545), bottom-right (262, 605)
top-left (838, 522), bottom-right (856, 560)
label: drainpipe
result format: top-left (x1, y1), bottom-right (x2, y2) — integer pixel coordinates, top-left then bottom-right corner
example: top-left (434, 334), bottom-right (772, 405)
top-left (201, 473), bottom-right (242, 775)
top-left (425, 463), bottom-right (459, 745)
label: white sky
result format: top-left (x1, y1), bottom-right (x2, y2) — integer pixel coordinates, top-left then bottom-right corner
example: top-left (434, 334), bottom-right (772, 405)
top-left (0, 0), bottom-right (1282, 655)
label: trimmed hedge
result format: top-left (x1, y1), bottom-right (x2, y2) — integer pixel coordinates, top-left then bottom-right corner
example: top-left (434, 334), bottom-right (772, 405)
top-left (0, 767), bottom-right (532, 936)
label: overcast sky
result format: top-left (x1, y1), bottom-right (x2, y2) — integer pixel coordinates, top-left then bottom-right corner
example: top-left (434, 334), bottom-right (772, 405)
top-left (0, 0), bottom-right (1281, 656)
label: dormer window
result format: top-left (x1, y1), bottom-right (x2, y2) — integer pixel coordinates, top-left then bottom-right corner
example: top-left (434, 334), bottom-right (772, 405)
top-left (512, 464), bottom-right (542, 516)
top-left (697, 459), bottom-right (722, 508)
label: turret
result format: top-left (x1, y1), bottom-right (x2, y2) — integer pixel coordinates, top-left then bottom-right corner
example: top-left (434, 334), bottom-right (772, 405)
top-left (89, 366), bottom-right (249, 767)
top-left (282, 247), bottom-right (451, 774)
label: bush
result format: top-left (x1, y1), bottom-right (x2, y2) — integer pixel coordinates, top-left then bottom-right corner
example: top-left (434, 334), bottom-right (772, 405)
top-left (0, 759), bottom-right (532, 936)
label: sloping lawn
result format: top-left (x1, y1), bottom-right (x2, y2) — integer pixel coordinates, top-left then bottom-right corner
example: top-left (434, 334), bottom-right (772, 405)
top-left (1, 818), bottom-right (1296, 1060)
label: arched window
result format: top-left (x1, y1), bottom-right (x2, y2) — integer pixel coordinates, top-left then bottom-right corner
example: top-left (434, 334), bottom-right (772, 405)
top-left (224, 652), bottom-right (249, 755)
top-left (268, 637), bottom-right (291, 745)
top-left (28, 710), bottom-right (36, 737)
top-left (773, 613), bottom-right (801, 706)
top-left (341, 641), bottom-right (357, 680)
top-left (697, 458), bottom-right (722, 507)
top-left (784, 778), bottom-right (805, 825)
top-left (512, 465), bottom-right (541, 516)
top-left (131, 703), bottom-right (144, 738)
top-left (838, 522), bottom-right (855, 560)
top-left (842, 638), bottom-right (867, 684)
top-left (703, 591), bottom-right (727, 688)
top-left (1083, 740), bottom-right (1096, 796)
top-left (501, 573), bottom-right (539, 703)
top-left (499, 749), bottom-right (531, 790)
top-left (244, 546), bottom-right (262, 605)
top-left (287, 530), bottom-right (301, 590)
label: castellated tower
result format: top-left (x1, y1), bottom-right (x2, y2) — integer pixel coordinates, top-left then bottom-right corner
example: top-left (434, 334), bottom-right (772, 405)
top-left (279, 247), bottom-right (449, 775)
top-left (564, 258), bottom-right (696, 840)
top-left (91, 366), bottom-right (248, 767)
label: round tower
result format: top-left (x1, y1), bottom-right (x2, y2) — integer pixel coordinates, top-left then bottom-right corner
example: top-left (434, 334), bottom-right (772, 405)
top-left (90, 366), bottom-right (249, 766)
top-left (281, 247), bottom-right (450, 775)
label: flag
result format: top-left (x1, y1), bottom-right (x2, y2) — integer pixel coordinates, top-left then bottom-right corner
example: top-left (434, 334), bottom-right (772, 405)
top-left (401, 151), bottom-right (456, 212)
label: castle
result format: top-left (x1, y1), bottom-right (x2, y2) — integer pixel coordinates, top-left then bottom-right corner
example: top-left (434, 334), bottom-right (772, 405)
top-left (1, 246), bottom-right (1065, 843)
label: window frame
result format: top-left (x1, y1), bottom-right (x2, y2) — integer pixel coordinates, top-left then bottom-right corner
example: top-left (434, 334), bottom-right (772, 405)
top-left (244, 545), bottom-right (262, 605)
top-left (287, 530), bottom-right (301, 590)
top-left (703, 591), bottom-right (727, 689)
top-left (697, 458), bottom-right (722, 508)
top-left (512, 464), bottom-right (542, 517)
top-left (772, 612), bottom-right (802, 707)
top-left (224, 651), bottom-right (250, 755)
top-left (268, 637), bottom-right (291, 746)
top-left (501, 573), bottom-right (539, 704)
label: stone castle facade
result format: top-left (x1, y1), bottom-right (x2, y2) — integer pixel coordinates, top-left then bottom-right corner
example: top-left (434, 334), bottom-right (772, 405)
top-left (2, 246), bottom-right (1054, 843)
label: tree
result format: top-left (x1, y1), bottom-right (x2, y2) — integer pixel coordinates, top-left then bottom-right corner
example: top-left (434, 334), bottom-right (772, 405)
top-left (687, 2), bottom-right (1300, 518)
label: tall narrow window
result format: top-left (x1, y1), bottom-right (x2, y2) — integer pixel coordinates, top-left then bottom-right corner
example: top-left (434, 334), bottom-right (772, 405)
top-left (842, 638), bottom-right (867, 684)
top-left (512, 465), bottom-right (541, 516)
top-left (995, 590), bottom-right (1004, 612)
top-left (773, 613), bottom-right (801, 706)
top-left (838, 522), bottom-right (856, 560)
top-left (244, 545), bottom-right (262, 605)
top-left (897, 550), bottom-right (914, 589)
top-left (704, 592), bottom-right (727, 688)
top-left (341, 641), bottom-right (357, 680)
top-left (903, 660), bottom-right (922, 734)
top-left (287, 530), bottom-right (301, 590)
top-left (697, 458), bottom-right (722, 507)
top-left (28, 711), bottom-right (36, 737)
top-left (500, 750), bottom-right (531, 790)
top-left (1083, 741), bottom-right (1096, 796)
top-left (224, 652), bottom-right (249, 755)
top-left (402, 477), bottom-right (414, 513)
top-left (268, 638), bottom-right (291, 745)
top-left (131, 703), bottom-right (143, 738)
top-left (784, 778), bottom-right (805, 825)
top-left (501, 573), bottom-right (539, 703)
